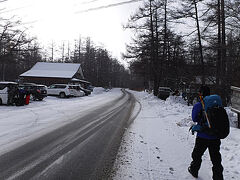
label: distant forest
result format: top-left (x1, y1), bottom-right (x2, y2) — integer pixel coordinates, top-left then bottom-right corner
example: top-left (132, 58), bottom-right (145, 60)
top-left (124, 0), bottom-right (240, 105)
top-left (0, 18), bottom-right (129, 88)
top-left (1, 0), bottom-right (240, 105)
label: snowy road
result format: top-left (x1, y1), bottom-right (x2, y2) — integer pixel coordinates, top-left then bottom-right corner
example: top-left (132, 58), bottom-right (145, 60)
top-left (0, 88), bottom-right (136, 179)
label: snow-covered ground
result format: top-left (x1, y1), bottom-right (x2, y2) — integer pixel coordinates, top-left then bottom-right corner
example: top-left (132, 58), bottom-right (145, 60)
top-left (0, 87), bottom-right (122, 155)
top-left (1, 88), bottom-right (239, 179)
top-left (113, 90), bottom-right (240, 180)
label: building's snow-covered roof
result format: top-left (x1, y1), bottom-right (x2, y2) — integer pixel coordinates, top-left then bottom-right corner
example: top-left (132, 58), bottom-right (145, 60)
top-left (20, 62), bottom-right (82, 78)
top-left (71, 78), bottom-right (91, 84)
top-left (0, 81), bottom-right (18, 85)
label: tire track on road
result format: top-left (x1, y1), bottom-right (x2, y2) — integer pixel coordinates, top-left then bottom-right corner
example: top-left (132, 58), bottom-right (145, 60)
top-left (0, 89), bottom-right (136, 180)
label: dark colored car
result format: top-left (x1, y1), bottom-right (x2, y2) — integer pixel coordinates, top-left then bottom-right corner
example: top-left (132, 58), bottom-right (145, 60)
top-left (33, 85), bottom-right (48, 100)
top-left (79, 85), bottom-right (91, 96)
top-left (87, 85), bottom-right (94, 92)
top-left (158, 87), bottom-right (173, 100)
top-left (20, 83), bottom-right (47, 101)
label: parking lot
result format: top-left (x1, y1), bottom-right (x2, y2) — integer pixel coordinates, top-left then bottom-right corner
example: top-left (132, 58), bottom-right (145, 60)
top-left (0, 87), bottom-right (121, 155)
top-left (0, 81), bottom-right (93, 106)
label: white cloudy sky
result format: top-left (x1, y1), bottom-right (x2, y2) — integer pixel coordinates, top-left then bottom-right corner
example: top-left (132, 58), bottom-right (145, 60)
top-left (1, 0), bottom-right (143, 60)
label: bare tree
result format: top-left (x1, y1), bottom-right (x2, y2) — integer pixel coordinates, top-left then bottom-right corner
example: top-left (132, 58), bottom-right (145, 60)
top-left (173, 0), bottom-right (206, 84)
top-left (0, 20), bottom-right (33, 80)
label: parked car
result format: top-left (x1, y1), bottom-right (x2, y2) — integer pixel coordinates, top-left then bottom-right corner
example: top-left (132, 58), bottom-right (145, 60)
top-left (33, 85), bottom-right (48, 100)
top-left (78, 80), bottom-right (93, 92)
top-left (87, 85), bottom-right (94, 92)
top-left (70, 85), bottom-right (85, 97)
top-left (79, 85), bottom-right (91, 96)
top-left (158, 87), bottom-right (173, 100)
top-left (19, 83), bottom-right (47, 101)
top-left (0, 81), bottom-right (18, 105)
top-left (19, 83), bottom-right (35, 94)
top-left (47, 84), bottom-right (75, 98)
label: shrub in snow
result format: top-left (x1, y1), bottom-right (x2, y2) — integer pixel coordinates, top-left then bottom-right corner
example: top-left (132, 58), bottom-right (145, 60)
top-left (225, 107), bottom-right (238, 128)
top-left (165, 96), bottom-right (188, 106)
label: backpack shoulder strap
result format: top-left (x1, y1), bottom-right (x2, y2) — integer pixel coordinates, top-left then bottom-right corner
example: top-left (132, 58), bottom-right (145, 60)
top-left (199, 95), bottom-right (211, 128)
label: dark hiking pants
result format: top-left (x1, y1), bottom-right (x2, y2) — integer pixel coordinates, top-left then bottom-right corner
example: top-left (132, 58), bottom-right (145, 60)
top-left (190, 137), bottom-right (224, 180)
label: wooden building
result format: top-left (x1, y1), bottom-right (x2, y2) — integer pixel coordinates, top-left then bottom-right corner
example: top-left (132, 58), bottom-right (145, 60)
top-left (19, 62), bottom-right (85, 86)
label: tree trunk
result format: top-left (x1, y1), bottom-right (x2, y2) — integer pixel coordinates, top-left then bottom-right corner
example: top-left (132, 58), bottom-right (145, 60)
top-left (163, 0), bottom-right (167, 86)
top-left (216, 0), bottom-right (221, 88)
top-left (149, 0), bottom-right (158, 96)
top-left (51, 41), bottom-right (54, 61)
top-left (221, 0), bottom-right (226, 78)
top-left (193, 0), bottom-right (205, 85)
top-left (78, 37), bottom-right (82, 63)
top-left (62, 42), bottom-right (65, 62)
top-left (221, 0), bottom-right (227, 105)
top-left (1, 63), bottom-right (5, 81)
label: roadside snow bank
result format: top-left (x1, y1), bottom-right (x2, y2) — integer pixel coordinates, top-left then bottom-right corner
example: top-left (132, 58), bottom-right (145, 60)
top-left (113, 90), bottom-right (240, 180)
top-left (165, 95), bottom-right (188, 105)
top-left (225, 107), bottom-right (238, 127)
top-left (92, 87), bottom-right (106, 95)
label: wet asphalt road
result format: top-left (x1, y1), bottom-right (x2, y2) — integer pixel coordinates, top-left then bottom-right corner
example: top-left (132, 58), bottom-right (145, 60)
top-left (0, 90), bottom-right (135, 180)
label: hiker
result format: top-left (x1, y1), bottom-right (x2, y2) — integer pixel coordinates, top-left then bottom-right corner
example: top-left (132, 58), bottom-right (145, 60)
top-left (188, 85), bottom-right (224, 180)
top-left (17, 88), bottom-right (26, 106)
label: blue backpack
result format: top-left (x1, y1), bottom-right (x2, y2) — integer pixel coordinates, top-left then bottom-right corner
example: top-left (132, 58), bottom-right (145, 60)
top-left (203, 95), bottom-right (230, 139)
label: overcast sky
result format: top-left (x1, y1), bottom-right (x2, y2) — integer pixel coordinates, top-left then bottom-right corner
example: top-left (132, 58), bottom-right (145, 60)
top-left (1, 0), bottom-right (143, 61)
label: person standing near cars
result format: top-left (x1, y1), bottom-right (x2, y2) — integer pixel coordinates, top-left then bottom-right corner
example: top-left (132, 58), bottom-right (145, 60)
top-left (18, 88), bottom-right (26, 106)
top-left (7, 85), bottom-right (17, 105)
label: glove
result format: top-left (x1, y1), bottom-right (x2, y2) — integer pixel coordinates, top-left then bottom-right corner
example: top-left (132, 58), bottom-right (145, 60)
top-left (189, 124), bottom-right (202, 135)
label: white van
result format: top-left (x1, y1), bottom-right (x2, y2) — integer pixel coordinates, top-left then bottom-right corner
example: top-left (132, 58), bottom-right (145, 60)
top-left (0, 82), bottom-right (18, 105)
